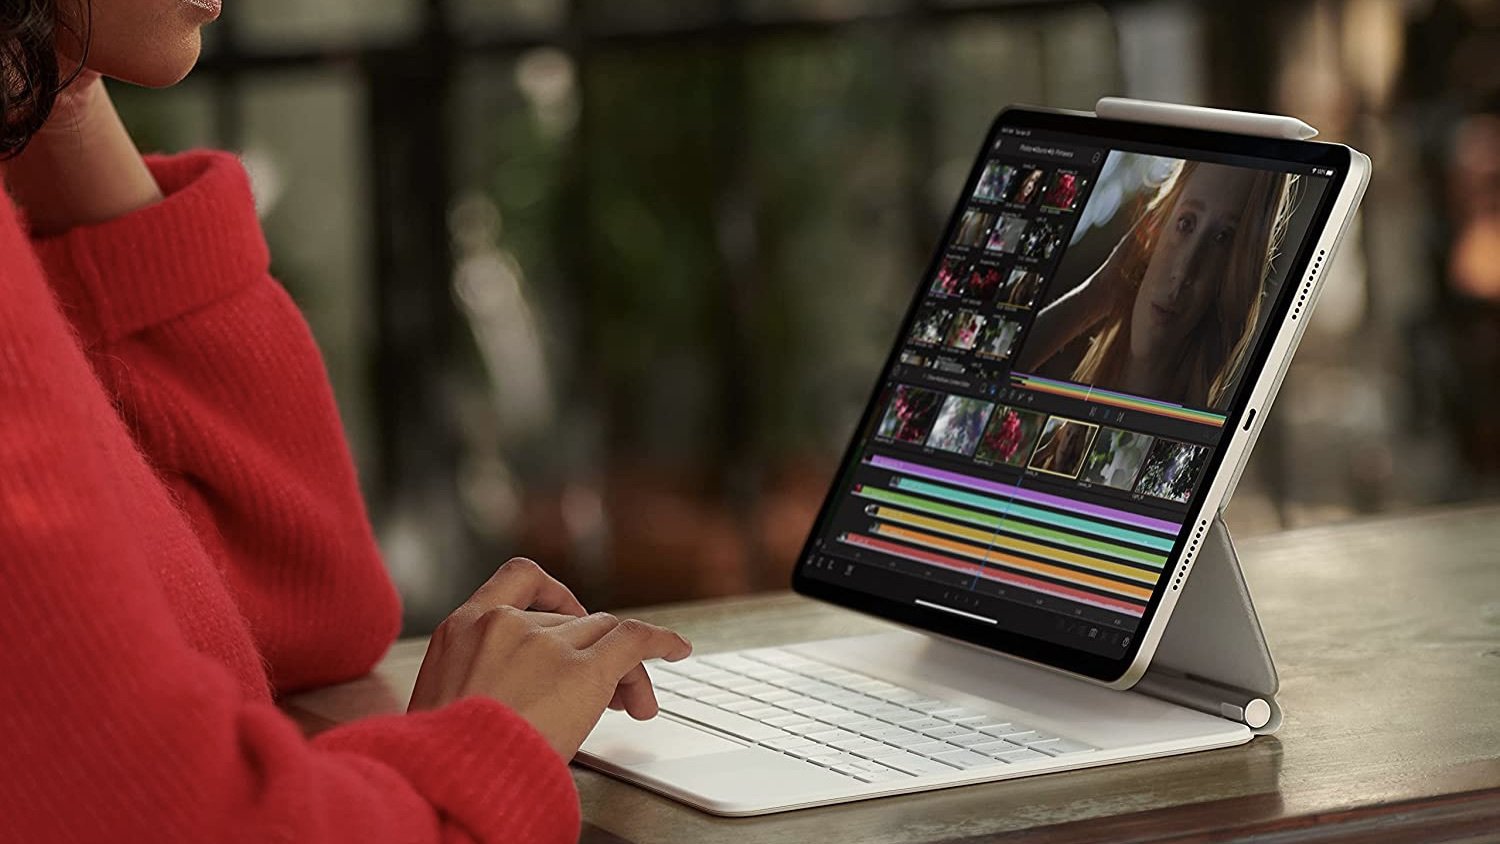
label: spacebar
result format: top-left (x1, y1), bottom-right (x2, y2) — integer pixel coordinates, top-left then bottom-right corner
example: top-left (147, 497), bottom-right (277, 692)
top-left (661, 700), bottom-right (785, 742)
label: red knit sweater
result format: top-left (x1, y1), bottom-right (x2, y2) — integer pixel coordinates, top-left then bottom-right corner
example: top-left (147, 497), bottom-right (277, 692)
top-left (0, 152), bottom-right (580, 843)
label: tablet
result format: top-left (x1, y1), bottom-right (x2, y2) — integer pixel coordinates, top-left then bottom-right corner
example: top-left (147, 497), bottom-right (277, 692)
top-left (792, 105), bottom-right (1369, 688)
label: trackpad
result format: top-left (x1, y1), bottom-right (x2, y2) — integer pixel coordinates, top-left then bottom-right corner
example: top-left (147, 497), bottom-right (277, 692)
top-left (580, 711), bottom-right (746, 764)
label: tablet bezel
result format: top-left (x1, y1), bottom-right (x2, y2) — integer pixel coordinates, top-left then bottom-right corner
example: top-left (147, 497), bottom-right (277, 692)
top-left (790, 105), bottom-right (1354, 685)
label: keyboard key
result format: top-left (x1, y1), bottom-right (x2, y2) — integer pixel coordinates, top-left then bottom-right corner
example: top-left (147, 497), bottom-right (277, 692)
top-left (930, 750), bottom-right (999, 770)
top-left (970, 740), bottom-right (1020, 755)
top-left (830, 738), bottom-right (886, 754)
top-left (950, 715), bottom-right (991, 726)
top-left (822, 692), bottom-right (870, 707)
top-left (764, 714), bottom-right (814, 729)
top-left (736, 682), bottom-right (778, 697)
top-left (907, 699), bottom-right (952, 713)
top-left (854, 766), bottom-right (911, 783)
top-left (699, 692), bottom-right (745, 706)
top-left (1017, 732), bottom-right (1060, 745)
top-left (1029, 738), bottom-right (1094, 756)
top-left (785, 721), bottom-right (827, 736)
top-left (762, 736), bottom-right (815, 752)
top-left (877, 690), bottom-right (924, 704)
top-left (887, 733), bottom-right (936, 750)
top-left (994, 748), bottom-right (1048, 764)
top-left (878, 709), bottom-right (929, 726)
top-left (778, 694), bottom-right (821, 709)
top-left (996, 730), bottom-right (1041, 744)
top-left (904, 718), bottom-right (948, 731)
top-left (785, 745), bottom-right (823, 759)
top-left (675, 681), bottom-right (715, 697)
top-left (722, 700), bottom-right (762, 713)
top-left (869, 725), bottom-right (921, 741)
top-left (907, 741), bottom-right (953, 756)
top-left (749, 650), bottom-right (813, 668)
top-left (848, 679), bottom-right (898, 694)
top-left (662, 700), bottom-right (788, 742)
top-left (929, 707), bottom-right (981, 721)
top-left (979, 725), bottom-right (1035, 739)
top-left (806, 729), bottom-right (858, 744)
top-left (856, 744), bottom-right (909, 760)
top-left (970, 721), bottom-right (1016, 733)
top-left (844, 719), bottom-right (887, 735)
top-left (920, 725), bottom-right (975, 740)
top-left (820, 710), bottom-right (868, 727)
top-left (947, 733), bottom-right (993, 747)
top-left (739, 707), bottom-right (785, 720)
top-left (805, 753), bottom-right (844, 767)
top-left (750, 689), bottom-right (798, 704)
top-left (882, 752), bottom-right (960, 777)
top-left (699, 655), bottom-right (759, 672)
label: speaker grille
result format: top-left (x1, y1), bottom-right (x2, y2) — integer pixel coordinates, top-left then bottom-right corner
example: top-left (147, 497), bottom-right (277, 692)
top-left (1171, 518), bottom-right (1212, 591)
top-left (1290, 248), bottom-right (1327, 322)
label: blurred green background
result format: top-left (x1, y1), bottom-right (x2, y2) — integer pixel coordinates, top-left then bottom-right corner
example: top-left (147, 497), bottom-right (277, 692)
top-left (115, 0), bottom-right (1500, 632)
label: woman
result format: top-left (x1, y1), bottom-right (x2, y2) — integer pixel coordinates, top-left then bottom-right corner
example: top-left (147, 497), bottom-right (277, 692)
top-left (0, 2), bottom-right (690, 841)
top-left (1015, 160), bottom-right (1296, 411)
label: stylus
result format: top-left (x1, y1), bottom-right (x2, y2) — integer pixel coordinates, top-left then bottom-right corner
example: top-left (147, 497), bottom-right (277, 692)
top-left (1094, 97), bottom-right (1319, 141)
top-left (1134, 671), bottom-right (1274, 730)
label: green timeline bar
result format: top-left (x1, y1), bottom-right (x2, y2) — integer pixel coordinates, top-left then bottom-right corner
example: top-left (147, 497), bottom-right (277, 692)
top-left (890, 477), bottom-right (1176, 552)
top-left (856, 486), bottom-right (1166, 569)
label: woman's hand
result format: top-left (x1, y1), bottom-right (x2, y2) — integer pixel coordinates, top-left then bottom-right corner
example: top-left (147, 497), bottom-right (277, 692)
top-left (4, 73), bottom-right (163, 236)
top-left (408, 558), bottom-right (693, 760)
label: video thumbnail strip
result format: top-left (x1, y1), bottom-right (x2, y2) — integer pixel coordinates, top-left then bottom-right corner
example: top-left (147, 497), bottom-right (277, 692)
top-left (868, 454), bottom-right (1182, 535)
top-left (853, 485), bottom-right (1168, 569)
top-left (1009, 373), bottom-right (1228, 427)
top-left (842, 533), bottom-right (1147, 617)
top-left (867, 506), bottom-right (1160, 586)
top-left (886, 478), bottom-right (1175, 552)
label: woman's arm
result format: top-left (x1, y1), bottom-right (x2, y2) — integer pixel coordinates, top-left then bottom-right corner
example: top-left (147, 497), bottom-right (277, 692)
top-left (30, 150), bottom-right (403, 694)
top-left (0, 231), bottom-right (579, 844)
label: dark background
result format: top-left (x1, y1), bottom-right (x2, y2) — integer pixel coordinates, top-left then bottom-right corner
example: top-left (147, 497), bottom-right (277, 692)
top-left (113, 0), bottom-right (1500, 633)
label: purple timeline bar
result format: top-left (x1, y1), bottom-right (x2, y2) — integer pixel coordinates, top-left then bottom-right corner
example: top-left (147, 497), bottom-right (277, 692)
top-left (867, 455), bottom-right (1182, 535)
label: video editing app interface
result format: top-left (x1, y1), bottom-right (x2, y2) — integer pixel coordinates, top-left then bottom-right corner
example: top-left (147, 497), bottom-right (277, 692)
top-left (804, 125), bottom-right (1333, 658)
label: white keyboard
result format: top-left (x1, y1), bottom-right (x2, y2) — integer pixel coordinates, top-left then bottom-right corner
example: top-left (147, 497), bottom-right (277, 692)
top-left (652, 648), bottom-right (1095, 784)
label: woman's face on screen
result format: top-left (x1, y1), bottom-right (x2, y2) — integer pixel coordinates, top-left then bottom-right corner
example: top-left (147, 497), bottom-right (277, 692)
top-left (58, 0), bottom-right (221, 87)
top-left (1129, 164), bottom-right (1255, 362)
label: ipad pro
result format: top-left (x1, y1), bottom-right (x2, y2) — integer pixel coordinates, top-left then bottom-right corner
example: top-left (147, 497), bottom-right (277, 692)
top-left (578, 101), bottom-right (1370, 815)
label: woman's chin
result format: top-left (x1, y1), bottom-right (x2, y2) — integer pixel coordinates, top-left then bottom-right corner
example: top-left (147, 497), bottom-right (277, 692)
top-left (89, 31), bottom-right (204, 89)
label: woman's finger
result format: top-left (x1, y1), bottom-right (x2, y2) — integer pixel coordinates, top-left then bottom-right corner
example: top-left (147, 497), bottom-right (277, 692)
top-left (554, 613), bottom-right (665, 719)
top-left (469, 557), bottom-right (587, 617)
top-left (612, 663), bottom-right (660, 720)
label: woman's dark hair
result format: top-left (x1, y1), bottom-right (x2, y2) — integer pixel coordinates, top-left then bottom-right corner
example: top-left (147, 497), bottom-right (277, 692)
top-left (1, 0), bottom-right (87, 158)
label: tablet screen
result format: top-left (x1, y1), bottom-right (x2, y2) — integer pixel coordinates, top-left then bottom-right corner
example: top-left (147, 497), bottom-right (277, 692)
top-left (793, 108), bottom-right (1347, 681)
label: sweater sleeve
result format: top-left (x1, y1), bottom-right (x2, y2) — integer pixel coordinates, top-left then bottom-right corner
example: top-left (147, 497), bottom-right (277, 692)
top-left (0, 228), bottom-right (580, 844)
top-left (31, 151), bottom-right (401, 694)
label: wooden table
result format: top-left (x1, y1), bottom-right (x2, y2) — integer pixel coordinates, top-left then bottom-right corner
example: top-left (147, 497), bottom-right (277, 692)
top-left (284, 504), bottom-right (1500, 842)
